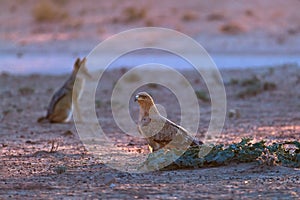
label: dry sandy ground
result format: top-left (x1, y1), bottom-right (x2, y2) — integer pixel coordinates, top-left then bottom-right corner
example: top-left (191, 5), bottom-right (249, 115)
top-left (1, 65), bottom-right (300, 199)
top-left (1, 0), bottom-right (300, 55)
top-left (1, 0), bottom-right (300, 199)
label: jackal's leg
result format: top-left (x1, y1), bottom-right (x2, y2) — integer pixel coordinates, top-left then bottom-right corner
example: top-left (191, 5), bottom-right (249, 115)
top-left (49, 114), bottom-right (69, 123)
top-left (73, 98), bottom-right (83, 123)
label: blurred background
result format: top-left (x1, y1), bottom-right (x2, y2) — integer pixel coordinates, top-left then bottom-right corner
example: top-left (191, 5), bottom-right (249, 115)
top-left (0, 0), bottom-right (299, 74)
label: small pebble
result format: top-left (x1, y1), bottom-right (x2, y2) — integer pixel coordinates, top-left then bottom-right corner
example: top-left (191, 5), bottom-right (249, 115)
top-left (63, 130), bottom-right (73, 136)
top-left (228, 109), bottom-right (240, 118)
top-left (104, 174), bottom-right (116, 185)
top-left (54, 166), bottom-right (67, 174)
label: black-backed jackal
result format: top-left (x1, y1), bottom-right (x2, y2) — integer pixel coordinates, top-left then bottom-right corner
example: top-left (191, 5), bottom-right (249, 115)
top-left (38, 58), bottom-right (91, 123)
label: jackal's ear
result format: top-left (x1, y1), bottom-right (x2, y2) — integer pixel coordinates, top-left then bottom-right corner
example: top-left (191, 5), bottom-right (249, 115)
top-left (74, 58), bottom-right (81, 69)
top-left (80, 57), bottom-right (87, 66)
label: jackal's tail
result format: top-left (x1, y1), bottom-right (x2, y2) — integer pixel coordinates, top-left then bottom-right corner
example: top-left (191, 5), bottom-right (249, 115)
top-left (37, 116), bottom-right (49, 123)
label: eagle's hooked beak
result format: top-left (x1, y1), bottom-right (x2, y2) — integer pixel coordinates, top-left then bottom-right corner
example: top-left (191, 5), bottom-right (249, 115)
top-left (134, 94), bottom-right (139, 102)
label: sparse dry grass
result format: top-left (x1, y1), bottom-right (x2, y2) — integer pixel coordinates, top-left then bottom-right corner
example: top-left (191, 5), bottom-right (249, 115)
top-left (123, 6), bottom-right (147, 22)
top-left (181, 11), bottom-right (198, 21)
top-left (220, 22), bottom-right (244, 34)
top-left (206, 12), bottom-right (225, 21)
top-left (95, 100), bottom-right (102, 108)
top-left (195, 90), bottom-right (210, 102)
top-left (32, 0), bottom-right (69, 23)
top-left (64, 19), bottom-right (83, 30)
top-left (147, 83), bottom-right (158, 88)
top-left (145, 18), bottom-right (155, 26)
top-left (245, 9), bottom-right (254, 17)
top-left (49, 139), bottom-right (59, 153)
top-left (18, 86), bottom-right (35, 95)
top-left (234, 76), bottom-right (277, 99)
top-left (52, 0), bottom-right (69, 6)
top-left (123, 73), bottom-right (141, 82)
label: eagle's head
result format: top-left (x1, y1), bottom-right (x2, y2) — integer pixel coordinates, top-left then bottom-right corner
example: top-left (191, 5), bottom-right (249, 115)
top-left (134, 92), bottom-right (157, 113)
top-left (134, 92), bottom-right (153, 102)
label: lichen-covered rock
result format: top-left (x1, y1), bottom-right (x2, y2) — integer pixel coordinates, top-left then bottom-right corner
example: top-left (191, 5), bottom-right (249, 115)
top-left (142, 138), bottom-right (300, 170)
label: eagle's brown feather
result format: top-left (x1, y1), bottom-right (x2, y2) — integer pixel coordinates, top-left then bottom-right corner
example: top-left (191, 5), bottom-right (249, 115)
top-left (135, 92), bottom-right (202, 152)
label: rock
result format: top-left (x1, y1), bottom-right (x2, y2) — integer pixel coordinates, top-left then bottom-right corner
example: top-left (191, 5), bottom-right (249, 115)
top-left (54, 166), bottom-right (67, 174)
top-left (104, 174), bottom-right (116, 186)
top-left (228, 109), bottom-right (240, 119)
top-left (63, 130), bottom-right (73, 136)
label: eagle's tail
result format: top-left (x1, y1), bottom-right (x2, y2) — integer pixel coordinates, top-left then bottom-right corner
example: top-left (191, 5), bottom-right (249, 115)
top-left (191, 138), bottom-right (203, 146)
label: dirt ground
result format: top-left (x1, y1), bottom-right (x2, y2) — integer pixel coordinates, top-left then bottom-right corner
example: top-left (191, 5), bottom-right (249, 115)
top-left (1, 0), bottom-right (300, 199)
top-left (1, 65), bottom-right (300, 199)
top-left (1, 0), bottom-right (300, 55)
